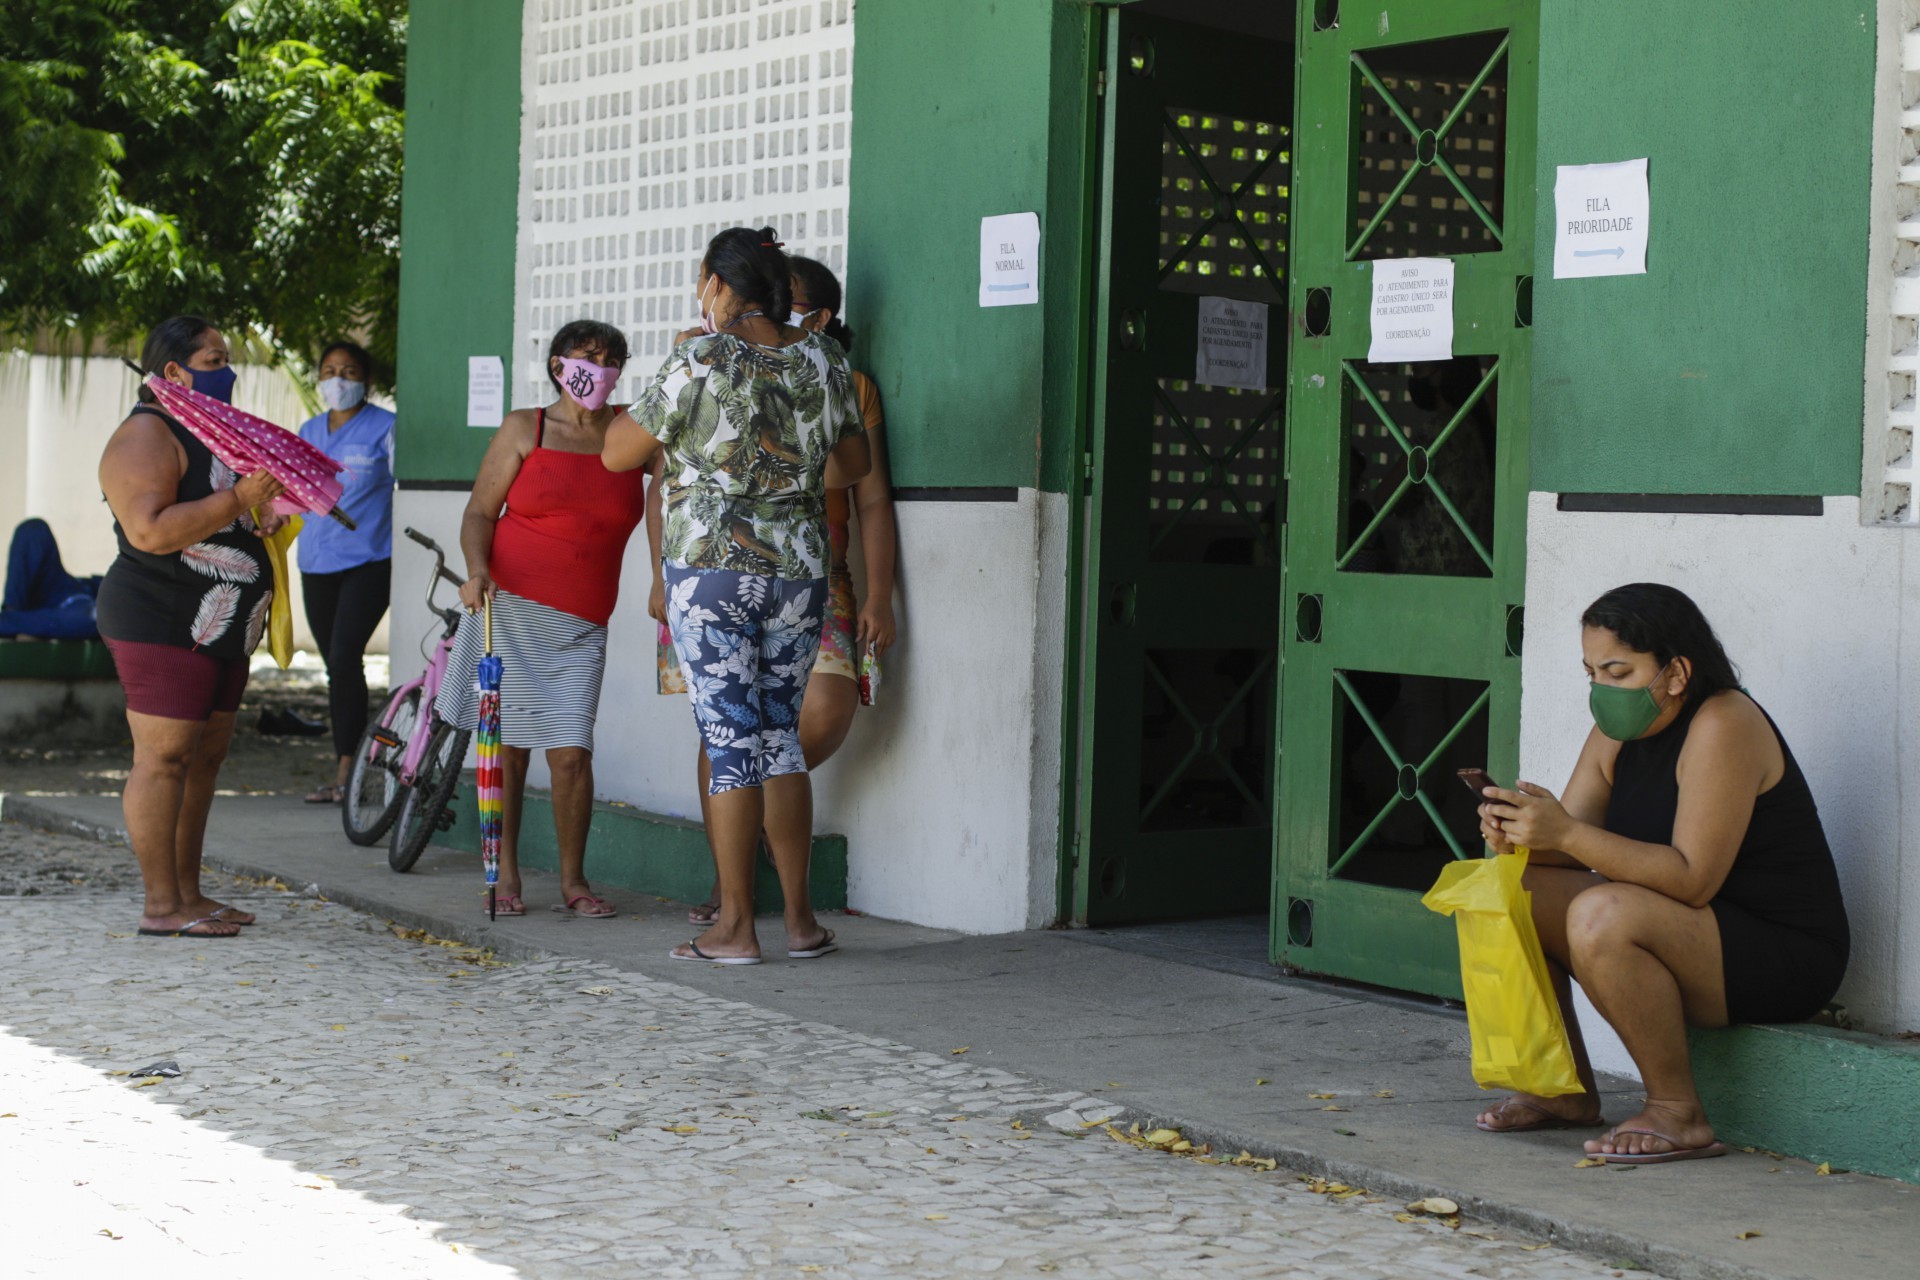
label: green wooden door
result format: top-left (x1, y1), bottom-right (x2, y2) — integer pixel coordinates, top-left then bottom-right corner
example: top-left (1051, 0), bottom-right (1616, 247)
top-left (1273, 1), bottom-right (1537, 995)
top-left (1073, 9), bottom-right (1293, 924)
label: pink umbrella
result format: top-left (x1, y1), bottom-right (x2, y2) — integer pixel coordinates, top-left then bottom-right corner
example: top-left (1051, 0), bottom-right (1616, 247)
top-left (141, 373), bottom-right (356, 529)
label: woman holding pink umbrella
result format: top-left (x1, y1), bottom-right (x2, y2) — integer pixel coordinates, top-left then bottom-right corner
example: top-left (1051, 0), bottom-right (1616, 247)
top-left (96, 316), bottom-right (288, 938)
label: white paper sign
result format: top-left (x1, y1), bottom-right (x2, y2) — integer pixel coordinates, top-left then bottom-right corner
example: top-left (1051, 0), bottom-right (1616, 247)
top-left (1368, 257), bottom-right (1455, 364)
top-left (1553, 158), bottom-right (1649, 279)
top-left (466, 355), bottom-right (504, 428)
top-left (1195, 296), bottom-right (1269, 391)
top-left (979, 212), bottom-right (1041, 307)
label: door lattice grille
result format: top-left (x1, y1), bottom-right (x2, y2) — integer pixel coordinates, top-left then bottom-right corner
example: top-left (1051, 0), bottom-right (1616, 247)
top-left (1149, 380), bottom-right (1283, 563)
top-left (1339, 356), bottom-right (1499, 579)
top-left (1347, 32), bottom-right (1509, 261)
top-left (1330, 670), bottom-right (1490, 890)
top-left (1159, 108), bottom-right (1290, 291)
top-left (1140, 648), bottom-right (1275, 833)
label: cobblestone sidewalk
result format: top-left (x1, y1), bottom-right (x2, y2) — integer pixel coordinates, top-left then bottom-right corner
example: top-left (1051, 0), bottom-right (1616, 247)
top-left (2, 829), bottom-right (1640, 1279)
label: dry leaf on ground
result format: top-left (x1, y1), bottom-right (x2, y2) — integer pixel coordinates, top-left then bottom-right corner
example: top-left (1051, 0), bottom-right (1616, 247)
top-left (1406, 1197), bottom-right (1459, 1216)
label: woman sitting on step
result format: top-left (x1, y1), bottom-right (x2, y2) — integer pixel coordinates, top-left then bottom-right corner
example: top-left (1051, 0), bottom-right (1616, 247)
top-left (1473, 583), bottom-right (1849, 1164)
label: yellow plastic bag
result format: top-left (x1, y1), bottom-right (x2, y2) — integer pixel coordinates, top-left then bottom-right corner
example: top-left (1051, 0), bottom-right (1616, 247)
top-left (1421, 850), bottom-right (1583, 1097)
top-left (255, 511), bottom-right (303, 670)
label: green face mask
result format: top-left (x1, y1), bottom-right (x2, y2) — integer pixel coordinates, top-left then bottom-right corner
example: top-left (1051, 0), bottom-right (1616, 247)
top-left (1588, 668), bottom-right (1670, 741)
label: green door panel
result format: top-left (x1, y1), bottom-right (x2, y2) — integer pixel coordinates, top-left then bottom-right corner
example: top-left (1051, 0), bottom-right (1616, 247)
top-left (1274, 0), bottom-right (1537, 996)
top-left (1074, 8), bottom-right (1294, 924)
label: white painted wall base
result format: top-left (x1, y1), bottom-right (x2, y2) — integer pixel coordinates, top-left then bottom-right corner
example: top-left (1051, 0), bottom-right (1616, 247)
top-left (391, 486), bottom-right (1068, 936)
top-left (1522, 492), bottom-right (1919, 1079)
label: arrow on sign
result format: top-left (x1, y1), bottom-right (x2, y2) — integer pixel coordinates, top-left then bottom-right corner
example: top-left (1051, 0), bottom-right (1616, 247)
top-left (1573, 246), bottom-right (1625, 260)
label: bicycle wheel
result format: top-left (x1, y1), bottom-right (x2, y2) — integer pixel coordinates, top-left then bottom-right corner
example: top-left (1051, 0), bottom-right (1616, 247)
top-left (342, 687), bottom-right (420, 847)
top-left (387, 717), bottom-right (472, 873)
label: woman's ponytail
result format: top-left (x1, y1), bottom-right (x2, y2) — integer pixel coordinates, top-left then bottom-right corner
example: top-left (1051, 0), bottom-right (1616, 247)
top-left (704, 226), bottom-right (792, 321)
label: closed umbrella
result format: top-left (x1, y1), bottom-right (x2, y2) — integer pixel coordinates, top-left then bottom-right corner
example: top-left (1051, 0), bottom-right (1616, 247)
top-left (476, 599), bottom-right (504, 920)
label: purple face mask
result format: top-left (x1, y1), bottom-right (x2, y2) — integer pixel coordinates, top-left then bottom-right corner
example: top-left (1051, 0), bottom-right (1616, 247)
top-left (555, 356), bottom-right (619, 410)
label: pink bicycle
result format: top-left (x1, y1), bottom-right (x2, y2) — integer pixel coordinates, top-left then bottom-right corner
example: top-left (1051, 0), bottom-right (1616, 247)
top-left (341, 527), bottom-right (474, 872)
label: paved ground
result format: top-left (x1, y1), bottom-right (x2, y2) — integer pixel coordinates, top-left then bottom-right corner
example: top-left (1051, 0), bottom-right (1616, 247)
top-left (2, 825), bottom-right (1636, 1279)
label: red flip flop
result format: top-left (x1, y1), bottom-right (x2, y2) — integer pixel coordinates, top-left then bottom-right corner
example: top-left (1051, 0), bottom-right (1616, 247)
top-left (559, 893), bottom-right (616, 919)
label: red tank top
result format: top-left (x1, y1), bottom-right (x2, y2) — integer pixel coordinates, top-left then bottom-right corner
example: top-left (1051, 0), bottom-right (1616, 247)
top-left (489, 410), bottom-right (648, 625)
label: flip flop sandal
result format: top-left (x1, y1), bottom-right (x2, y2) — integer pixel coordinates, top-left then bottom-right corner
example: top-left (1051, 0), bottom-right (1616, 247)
top-left (688, 900), bottom-right (721, 925)
top-left (1475, 1097), bottom-right (1607, 1133)
top-left (487, 893), bottom-right (526, 917)
top-left (212, 906), bottom-right (257, 926)
top-left (304, 785), bottom-right (344, 805)
top-left (137, 914), bottom-right (242, 939)
top-left (557, 893), bottom-right (617, 919)
top-left (788, 929), bottom-right (839, 959)
top-left (1590, 1128), bottom-right (1728, 1165)
top-left (670, 940), bottom-right (762, 966)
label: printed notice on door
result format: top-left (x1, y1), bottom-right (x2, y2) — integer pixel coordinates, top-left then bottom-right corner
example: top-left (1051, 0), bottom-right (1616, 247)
top-left (1554, 158), bottom-right (1649, 278)
top-left (1368, 258), bottom-right (1454, 364)
top-left (979, 212), bottom-right (1041, 307)
top-left (1195, 296), bottom-right (1269, 391)
top-left (466, 355), bottom-right (504, 428)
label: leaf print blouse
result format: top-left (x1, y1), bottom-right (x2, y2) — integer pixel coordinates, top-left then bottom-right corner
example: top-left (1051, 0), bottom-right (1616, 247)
top-left (630, 330), bottom-right (862, 581)
top-left (96, 406), bottom-right (274, 661)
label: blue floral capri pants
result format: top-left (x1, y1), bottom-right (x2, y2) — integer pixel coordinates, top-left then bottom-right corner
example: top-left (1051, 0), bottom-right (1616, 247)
top-left (665, 565), bottom-right (826, 795)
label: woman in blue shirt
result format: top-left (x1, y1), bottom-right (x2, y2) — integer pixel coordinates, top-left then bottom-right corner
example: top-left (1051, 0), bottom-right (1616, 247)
top-left (297, 340), bottom-right (396, 804)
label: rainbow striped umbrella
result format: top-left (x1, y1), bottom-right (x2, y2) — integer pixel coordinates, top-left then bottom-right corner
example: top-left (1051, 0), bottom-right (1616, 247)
top-left (476, 599), bottom-right (504, 920)
top-left (141, 373), bottom-right (354, 528)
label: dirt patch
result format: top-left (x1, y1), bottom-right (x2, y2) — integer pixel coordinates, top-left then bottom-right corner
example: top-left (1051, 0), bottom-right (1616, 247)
top-left (0, 653), bottom-right (387, 801)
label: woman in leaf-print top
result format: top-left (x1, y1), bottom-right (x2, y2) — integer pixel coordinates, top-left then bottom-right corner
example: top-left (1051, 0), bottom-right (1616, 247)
top-left (606, 227), bottom-right (870, 966)
top-left (96, 317), bottom-right (289, 940)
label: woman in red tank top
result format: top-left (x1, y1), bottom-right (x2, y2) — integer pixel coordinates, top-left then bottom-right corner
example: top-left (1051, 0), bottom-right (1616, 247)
top-left (433, 320), bottom-right (648, 919)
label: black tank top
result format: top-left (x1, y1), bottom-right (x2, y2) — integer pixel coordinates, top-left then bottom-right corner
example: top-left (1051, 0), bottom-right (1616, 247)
top-left (95, 405), bottom-right (274, 662)
top-left (1605, 692), bottom-right (1849, 958)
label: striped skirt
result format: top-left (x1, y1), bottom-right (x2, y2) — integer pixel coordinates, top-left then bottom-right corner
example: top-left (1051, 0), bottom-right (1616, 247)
top-left (433, 589), bottom-right (608, 752)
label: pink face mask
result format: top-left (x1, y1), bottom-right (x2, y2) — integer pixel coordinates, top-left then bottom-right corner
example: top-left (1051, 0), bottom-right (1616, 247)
top-left (555, 356), bottom-right (619, 410)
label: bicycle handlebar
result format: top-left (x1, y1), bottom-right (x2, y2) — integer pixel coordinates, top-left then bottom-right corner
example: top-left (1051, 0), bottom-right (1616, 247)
top-left (403, 526), bottom-right (467, 623)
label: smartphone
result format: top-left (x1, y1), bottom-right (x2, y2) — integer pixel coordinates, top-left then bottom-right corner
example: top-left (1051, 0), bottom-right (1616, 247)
top-left (1457, 767), bottom-right (1500, 799)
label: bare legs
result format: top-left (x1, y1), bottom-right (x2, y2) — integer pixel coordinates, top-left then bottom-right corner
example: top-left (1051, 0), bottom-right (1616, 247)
top-left (1476, 864), bottom-right (1730, 1157)
top-left (676, 773), bottom-right (823, 961)
top-left (498, 744), bottom-right (600, 906)
top-left (546, 746), bottom-right (597, 904)
top-left (693, 672), bottom-right (858, 920)
top-left (124, 709), bottom-right (241, 936)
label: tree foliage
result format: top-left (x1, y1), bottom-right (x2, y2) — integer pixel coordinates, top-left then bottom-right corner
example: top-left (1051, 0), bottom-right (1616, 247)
top-left (0, 1), bottom-right (406, 386)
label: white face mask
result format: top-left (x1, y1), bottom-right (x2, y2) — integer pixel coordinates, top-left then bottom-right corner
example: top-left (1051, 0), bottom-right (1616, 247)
top-left (789, 309), bottom-right (819, 328)
top-left (318, 376), bottom-right (367, 411)
top-left (698, 276), bottom-right (719, 336)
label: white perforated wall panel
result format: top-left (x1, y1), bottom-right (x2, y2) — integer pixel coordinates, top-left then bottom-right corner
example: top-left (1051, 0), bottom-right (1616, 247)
top-left (514, 0), bottom-right (856, 407)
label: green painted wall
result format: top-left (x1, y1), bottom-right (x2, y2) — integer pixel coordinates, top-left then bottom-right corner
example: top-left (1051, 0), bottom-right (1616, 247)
top-left (1692, 1023), bottom-right (1920, 1183)
top-left (393, 0), bottom-right (522, 484)
top-left (442, 782), bottom-right (848, 912)
top-left (1531, 0), bottom-right (1872, 496)
top-left (847, 0), bottom-right (1094, 493)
